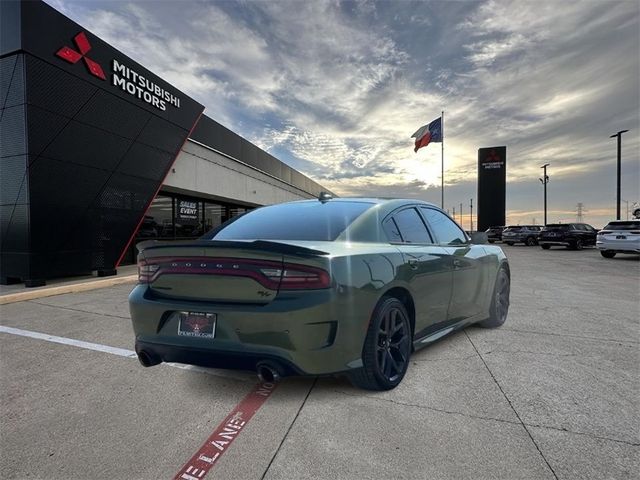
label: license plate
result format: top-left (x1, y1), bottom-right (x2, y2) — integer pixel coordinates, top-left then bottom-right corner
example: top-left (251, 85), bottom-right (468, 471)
top-left (178, 312), bottom-right (216, 338)
top-left (616, 235), bottom-right (626, 239)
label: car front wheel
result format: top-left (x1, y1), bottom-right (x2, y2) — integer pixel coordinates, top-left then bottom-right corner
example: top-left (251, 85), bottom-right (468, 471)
top-left (541, 244), bottom-right (551, 249)
top-left (349, 296), bottom-right (412, 391)
top-left (600, 250), bottom-right (616, 258)
top-left (526, 237), bottom-right (537, 246)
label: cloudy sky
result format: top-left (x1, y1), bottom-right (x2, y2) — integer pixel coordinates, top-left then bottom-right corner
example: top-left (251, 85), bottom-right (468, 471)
top-left (48, 0), bottom-right (639, 228)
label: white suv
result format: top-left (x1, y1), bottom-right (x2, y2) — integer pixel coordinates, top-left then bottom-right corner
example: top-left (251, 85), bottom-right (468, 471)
top-left (596, 220), bottom-right (640, 258)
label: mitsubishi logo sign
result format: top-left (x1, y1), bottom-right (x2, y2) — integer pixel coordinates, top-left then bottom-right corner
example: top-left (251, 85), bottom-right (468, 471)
top-left (56, 32), bottom-right (106, 80)
top-left (54, 31), bottom-right (181, 111)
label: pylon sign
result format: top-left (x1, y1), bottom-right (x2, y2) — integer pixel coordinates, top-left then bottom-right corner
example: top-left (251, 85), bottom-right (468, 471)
top-left (477, 146), bottom-right (506, 231)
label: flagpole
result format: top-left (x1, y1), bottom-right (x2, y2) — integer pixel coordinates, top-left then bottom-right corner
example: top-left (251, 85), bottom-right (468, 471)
top-left (441, 110), bottom-right (444, 209)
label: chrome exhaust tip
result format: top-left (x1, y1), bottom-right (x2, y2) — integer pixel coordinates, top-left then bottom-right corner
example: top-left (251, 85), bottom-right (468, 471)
top-left (137, 350), bottom-right (161, 367)
top-left (256, 362), bottom-right (281, 383)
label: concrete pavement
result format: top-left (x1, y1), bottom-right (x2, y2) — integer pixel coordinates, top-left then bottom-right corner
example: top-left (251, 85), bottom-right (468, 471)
top-left (0, 245), bottom-right (638, 479)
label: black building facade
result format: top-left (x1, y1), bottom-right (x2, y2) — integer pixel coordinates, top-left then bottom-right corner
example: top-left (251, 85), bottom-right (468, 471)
top-left (1, 1), bottom-right (328, 286)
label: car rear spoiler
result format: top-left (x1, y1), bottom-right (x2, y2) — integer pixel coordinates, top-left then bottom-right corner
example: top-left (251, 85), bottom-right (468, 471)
top-left (136, 239), bottom-right (329, 257)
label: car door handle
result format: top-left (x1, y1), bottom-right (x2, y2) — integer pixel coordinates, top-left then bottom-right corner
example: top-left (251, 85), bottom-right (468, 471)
top-left (407, 259), bottom-right (419, 270)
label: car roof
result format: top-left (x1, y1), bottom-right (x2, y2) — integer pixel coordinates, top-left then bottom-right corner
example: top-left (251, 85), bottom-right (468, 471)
top-left (289, 197), bottom-right (439, 207)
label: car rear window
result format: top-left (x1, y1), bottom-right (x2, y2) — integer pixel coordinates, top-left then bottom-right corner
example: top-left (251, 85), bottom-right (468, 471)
top-left (207, 201), bottom-right (373, 241)
top-left (603, 221), bottom-right (640, 231)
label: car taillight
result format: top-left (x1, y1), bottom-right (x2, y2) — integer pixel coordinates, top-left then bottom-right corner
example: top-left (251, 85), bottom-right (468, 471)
top-left (278, 264), bottom-right (331, 290)
top-left (258, 265), bottom-right (330, 289)
top-left (138, 260), bottom-right (159, 283)
top-left (138, 257), bottom-right (330, 290)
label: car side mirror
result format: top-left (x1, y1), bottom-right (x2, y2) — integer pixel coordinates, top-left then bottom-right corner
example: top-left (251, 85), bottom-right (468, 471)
top-left (470, 232), bottom-right (488, 244)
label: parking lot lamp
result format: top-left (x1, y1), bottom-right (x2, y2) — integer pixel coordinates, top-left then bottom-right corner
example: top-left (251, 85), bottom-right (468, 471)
top-left (610, 130), bottom-right (629, 220)
top-left (539, 164), bottom-right (550, 226)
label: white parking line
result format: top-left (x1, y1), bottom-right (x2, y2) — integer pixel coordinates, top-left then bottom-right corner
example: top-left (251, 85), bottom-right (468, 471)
top-left (0, 325), bottom-right (254, 382)
top-left (0, 325), bottom-right (138, 357)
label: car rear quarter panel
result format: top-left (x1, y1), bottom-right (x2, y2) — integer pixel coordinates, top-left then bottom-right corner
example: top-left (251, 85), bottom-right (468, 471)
top-left (478, 245), bottom-right (508, 311)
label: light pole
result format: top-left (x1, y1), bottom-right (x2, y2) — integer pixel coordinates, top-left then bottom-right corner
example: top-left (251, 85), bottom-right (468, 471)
top-left (539, 163), bottom-right (550, 226)
top-left (610, 130), bottom-right (629, 220)
top-left (470, 198), bottom-right (473, 232)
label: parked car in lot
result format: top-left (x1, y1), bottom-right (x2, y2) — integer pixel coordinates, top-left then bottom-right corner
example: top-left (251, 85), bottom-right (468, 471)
top-left (501, 225), bottom-right (543, 246)
top-left (596, 220), bottom-right (640, 258)
top-left (539, 223), bottom-right (598, 250)
top-left (129, 198), bottom-right (510, 391)
top-left (485, 226), bottom-right (505, 243)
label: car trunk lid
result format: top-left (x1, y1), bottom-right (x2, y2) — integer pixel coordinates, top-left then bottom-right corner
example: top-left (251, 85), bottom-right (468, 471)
top-left (137, 240), bottom-right (330, 303)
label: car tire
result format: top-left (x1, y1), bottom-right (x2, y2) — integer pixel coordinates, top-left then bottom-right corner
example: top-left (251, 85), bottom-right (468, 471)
top-left (570, 238), bottom-right (583, 250)
top-left (505, 242), bottom-right (514, 246)
top-left (349, 296), bottom-right (412, 391)
top-left (488, 239), bottom-right (495, 243)
top-left (526, 237), bottom-right (536, 246)
top-left (541, 244), bottom-right (551, 249)
top-left (600, 250), bottom-right (616, 258)
top-left (478, 268), bottom-right (510, 328)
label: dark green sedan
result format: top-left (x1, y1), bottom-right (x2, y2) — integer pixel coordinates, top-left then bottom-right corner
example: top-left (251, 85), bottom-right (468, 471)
top-left (129, 198), bottom-right (510, 390)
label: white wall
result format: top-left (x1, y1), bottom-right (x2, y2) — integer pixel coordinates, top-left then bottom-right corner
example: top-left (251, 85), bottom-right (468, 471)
top-left (162, 139), bottom-right (316, 206)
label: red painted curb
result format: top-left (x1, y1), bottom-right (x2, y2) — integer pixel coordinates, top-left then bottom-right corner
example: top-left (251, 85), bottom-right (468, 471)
top-left (174, 381), bottom-right (278, 479)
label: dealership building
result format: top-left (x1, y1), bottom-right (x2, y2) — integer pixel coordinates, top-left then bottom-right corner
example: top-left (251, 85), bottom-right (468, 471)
top-left (1, 0), bottom-right (330, 287)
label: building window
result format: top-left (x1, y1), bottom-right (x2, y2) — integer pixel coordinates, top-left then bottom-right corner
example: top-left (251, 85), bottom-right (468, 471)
top-left (123, 193), bottom-right (254, 265)
top-left (142, 195), bottom-right (174, 239)
top-left (205, 202), bottom-right (227, 231)
top-left (229, 207), bottom-right (247, 218)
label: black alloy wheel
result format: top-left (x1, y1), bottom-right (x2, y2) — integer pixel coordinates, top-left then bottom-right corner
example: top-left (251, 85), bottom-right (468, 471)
top-left (571, 238), bottom-right (583, 250)
top-left (479, 268), bottom-right (510, 328)
top-left (350, 297), bottom-right (412, 390)
top-left (526, 236), bottom-right (536, 246)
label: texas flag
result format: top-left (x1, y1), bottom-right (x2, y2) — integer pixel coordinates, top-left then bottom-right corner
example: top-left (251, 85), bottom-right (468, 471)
top-left (411, 117), bottom-right (442, 152)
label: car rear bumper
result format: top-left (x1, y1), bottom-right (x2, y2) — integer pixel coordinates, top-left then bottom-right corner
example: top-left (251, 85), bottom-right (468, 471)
top-left (596, 240), bottom-right (640, 253)
top-left (128, 284), bottom-right (368, 376)
top-left (135, 340), bottom-right (307, 376)
top-left (539, 240), bottom-right (570, 246)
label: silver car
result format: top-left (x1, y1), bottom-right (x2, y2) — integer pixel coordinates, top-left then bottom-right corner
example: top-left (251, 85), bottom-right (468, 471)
top-left (596, 220), bottom-right (640, 258)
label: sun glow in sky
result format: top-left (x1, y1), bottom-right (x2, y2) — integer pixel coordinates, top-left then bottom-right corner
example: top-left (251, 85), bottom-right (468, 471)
top-left (48, 0), bottom-right (639, 228)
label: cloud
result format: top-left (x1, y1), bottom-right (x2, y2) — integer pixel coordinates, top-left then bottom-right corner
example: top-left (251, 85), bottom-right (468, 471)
top-left (46, 0), bottom-right (639, 228)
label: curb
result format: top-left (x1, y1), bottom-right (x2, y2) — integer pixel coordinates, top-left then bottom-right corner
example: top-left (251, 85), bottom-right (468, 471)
top-left (0, 275), bottom-right (138, 305)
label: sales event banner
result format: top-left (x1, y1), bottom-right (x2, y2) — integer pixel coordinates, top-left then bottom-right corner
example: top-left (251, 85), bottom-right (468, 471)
top-left (177, 198), bottom-right (200, 224)
top-left (477, 146), bottom-right (506, 232)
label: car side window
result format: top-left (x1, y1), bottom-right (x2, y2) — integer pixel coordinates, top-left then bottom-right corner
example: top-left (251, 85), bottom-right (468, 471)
top-left (420, 207), bottom-right (467, 245)
top-left (382, 217), bottom-right (403, 243)
top-left (391, 208), bottom-right (433, 244)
